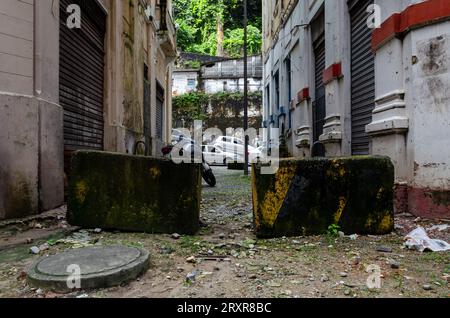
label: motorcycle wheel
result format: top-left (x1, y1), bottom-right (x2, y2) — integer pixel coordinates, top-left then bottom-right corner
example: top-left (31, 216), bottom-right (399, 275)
top-left (202, 169), bottom-right (217, 187)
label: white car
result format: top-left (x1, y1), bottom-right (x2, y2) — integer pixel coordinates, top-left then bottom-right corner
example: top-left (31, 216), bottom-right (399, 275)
top-left (202, 145), bottom-right (242, 166)
top-left (211, 136), bottom-right (263, 163)
top-left (171, 129), bottom-right (193, 145)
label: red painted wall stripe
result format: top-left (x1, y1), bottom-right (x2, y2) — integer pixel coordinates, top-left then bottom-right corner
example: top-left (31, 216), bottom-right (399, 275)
top-left (323, 63), bottom-right (343, 85)
top-left (297, 87), bottom-right (310, 103)
top-left (372, 0), bottom-right (450, 51)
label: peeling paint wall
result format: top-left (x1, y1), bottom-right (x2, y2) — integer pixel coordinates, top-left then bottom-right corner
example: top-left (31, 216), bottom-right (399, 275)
top-left (103, 0), bottom-right (176, 157)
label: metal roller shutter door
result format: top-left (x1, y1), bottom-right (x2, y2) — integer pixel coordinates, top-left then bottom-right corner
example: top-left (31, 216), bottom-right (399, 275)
top-left (59, 0), bottom-right (106, 172)
top-left (350, 0), bottom-right (375, 155)
top-left (313, 34), bottom-right (326, 157)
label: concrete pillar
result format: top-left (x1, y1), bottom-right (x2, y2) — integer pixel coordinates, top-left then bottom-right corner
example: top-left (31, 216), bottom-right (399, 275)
top-left (320, 0), bottom-right (351, 157)
top-left (0, 0), bottom-right (64, 219)
top-left (35, 0), bottom-right (64, 211)
top-left (294, 24), bottom-right (313, 158)
top-left (104, 0), bottom-right (126, 154)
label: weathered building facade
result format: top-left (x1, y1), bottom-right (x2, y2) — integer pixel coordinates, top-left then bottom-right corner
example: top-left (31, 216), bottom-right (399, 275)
top-left (172, 55), bottom-right (263, 96)
top-left (262, 0), bottom-right (450, 218)
top-left (0, 0), bottom-right (176, 220)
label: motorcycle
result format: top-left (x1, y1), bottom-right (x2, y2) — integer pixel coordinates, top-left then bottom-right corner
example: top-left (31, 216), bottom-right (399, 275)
top-left (162, 140), bottom-right (216, 187)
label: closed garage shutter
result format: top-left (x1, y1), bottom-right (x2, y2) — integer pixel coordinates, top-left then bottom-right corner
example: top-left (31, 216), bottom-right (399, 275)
top-left (156, 83), bottom-right (164, 139)
top-left (350, 0), bottom-right (375, 155)
top-left (59, 0), bottom-right (106, 172)
top-left (313, 34), bottom-right (326, 157)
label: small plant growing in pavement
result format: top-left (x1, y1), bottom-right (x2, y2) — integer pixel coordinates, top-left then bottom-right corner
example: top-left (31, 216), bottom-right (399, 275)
top-left (327, 224), bottom-right (341, 237)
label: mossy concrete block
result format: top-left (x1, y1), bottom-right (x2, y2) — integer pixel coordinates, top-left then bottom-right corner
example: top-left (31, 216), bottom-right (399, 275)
top-left (252, 156), bottom-right (394, 238)
top-left (68, 151), bottom-right (201, 234)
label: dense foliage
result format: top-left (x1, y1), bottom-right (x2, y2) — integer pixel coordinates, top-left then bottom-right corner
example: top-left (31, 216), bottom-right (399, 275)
top-left (173, 91), bottom-right (262, 132)
top-left (174, 0), bottom-right (262, 57)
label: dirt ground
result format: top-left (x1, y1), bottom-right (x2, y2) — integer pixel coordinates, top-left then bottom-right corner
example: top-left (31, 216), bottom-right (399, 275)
top-left (0, 167), bottom-right (449, 298)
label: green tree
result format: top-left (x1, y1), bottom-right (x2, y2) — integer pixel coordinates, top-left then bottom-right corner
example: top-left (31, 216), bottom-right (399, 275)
top-left (223, 25), bottom-right (262, 58)
top-left (173, 0), bottom-right (262, 57)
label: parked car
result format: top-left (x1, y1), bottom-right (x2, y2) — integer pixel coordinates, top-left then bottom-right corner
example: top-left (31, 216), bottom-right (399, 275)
top-left (202, 145), bottom-right (242, 166)
top-left (171, 129), bottom-right (193, 145)
top-left (211, 136), bottom-right (263, 163)
top-left (257, 139), bottom-right (279, 156)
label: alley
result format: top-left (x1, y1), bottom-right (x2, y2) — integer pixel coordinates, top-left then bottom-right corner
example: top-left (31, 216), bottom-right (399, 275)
top-left (0, 167), bottom-right (449, 298)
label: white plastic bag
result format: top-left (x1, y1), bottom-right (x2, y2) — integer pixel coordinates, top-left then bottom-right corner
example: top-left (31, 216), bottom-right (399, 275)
top-left (404, 227), bottom-right (450, 252)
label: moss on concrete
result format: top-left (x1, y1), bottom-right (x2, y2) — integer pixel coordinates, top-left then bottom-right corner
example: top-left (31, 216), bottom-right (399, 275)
top-left (68, 151), bottom-right (201, 234)
top-left (252, 156), bottom-right (395, 238)
top-left (2, 174), bottom-right (36, 220)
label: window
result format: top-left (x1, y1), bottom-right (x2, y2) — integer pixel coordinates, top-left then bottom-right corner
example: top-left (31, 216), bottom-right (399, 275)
top-left (156, 82), bottom-right (164, 139)
top-left (285, 57), bottom-right (292, 103)
top-left (274, 71), bottom-right (280, 111)
top-left (187, 79), bottom-right (196, 88)
top-left (285, 57), bottom-right (292, 130)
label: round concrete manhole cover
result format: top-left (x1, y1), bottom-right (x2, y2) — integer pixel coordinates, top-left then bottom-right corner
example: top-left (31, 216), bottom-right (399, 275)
top-left (27, 245), bottom-right (150, 292)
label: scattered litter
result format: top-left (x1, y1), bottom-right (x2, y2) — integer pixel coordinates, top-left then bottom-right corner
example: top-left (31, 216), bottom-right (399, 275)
top-left (388, 259), bottom-right (400, 269)
top-left (94, 228), bottom-right (102, 233)
top-left (426, 224), bottom-right (450, 232)
top-left (352, 256), bottom-right (361, 265)
top-left (76, 294), bottom-right (89, 298)
top-left (55, 231), bottom-right (94, 248)
top-left (186, 271), bottom-right (199, 283)
top-left (349, 234), bottom-right (359, 240)
top-left (404, 227), bottom-right (450, 252)
top-left (422, 284), bottom-right (433, 291)
top-left (266, 281), bottom-right (282, 288)
top-left (176, 267), bottom-right (184, 273)
top-left (320, 275), bottom-right (330, 282)
top-left (186, 256), bottom-right (196, 263)
top-left (376, 246), bottom-right (393, 253)
top-left (30, 246), bottom-right (40, 254)
top-left (200, 271), bottom-right (213, 277)
top-left (171, 233), bottom-right (180, 240)
top-left (38, 243), bottom-right (49, 251)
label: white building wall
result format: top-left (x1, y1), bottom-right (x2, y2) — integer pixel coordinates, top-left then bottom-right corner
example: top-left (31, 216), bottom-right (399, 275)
top-left (0, 0), bottom-right (34, 95)
top-left (203, 78), bottom-right (262, 94)
top-left (172, 71), bottom-right (198, 96)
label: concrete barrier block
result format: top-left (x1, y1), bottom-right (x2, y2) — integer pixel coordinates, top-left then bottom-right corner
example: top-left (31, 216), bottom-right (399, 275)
top-left (68, 151), bottom-right (201, 234)
top-left (252, 156), bottom-right (394, 238)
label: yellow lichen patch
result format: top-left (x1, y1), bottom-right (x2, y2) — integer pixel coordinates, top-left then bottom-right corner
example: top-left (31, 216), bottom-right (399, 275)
top-left (379, 213), bottom-right (394, 233)
top-left (149, 167), bottom-right (161, 178)
top-left (377, 187), bottom-right (385, 200)
top-left (339, 167), bottom-right (346, 178)
top-left (327, 162), bottom-right (346, 179)
top-left (75, 180), bottom-right (88, 204)
top-left (334, 196), bottom-right (347, 224)
top-left (259, 166), bottom-right (296, 228)
top-left (251, 168), bottom-right (258, 220)
top-left (365, 216), bottom-right (375, 230)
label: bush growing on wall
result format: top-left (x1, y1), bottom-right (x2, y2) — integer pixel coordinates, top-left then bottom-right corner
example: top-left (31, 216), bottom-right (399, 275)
top-left (173, 91), bottom-right (262, 133)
